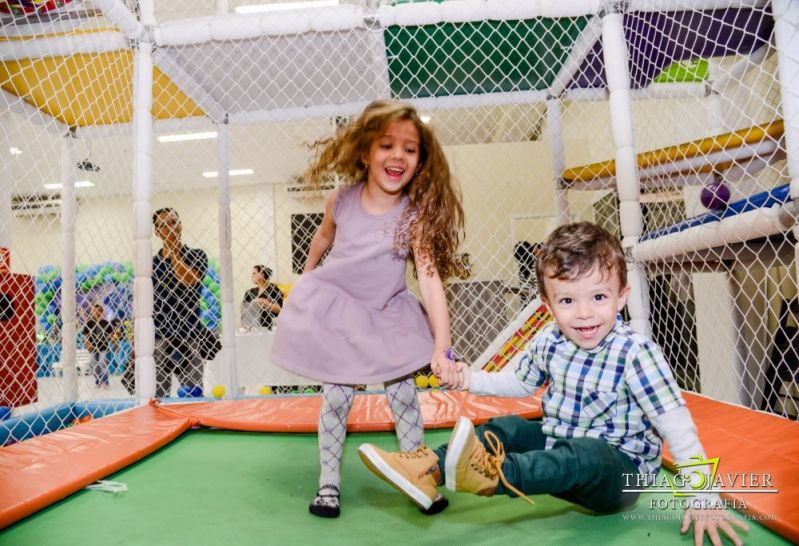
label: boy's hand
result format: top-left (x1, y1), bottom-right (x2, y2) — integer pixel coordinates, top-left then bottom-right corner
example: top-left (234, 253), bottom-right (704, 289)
top-left (681, 507), bottom-right (748, 546)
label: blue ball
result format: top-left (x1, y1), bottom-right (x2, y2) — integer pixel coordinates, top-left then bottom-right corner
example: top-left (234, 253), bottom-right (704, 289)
top-left (0, 406), bottom-right (11, 420)
top-left (177, 386), bottom-right (191, 398)
top-left (189, 386), bottom-right (203, 397)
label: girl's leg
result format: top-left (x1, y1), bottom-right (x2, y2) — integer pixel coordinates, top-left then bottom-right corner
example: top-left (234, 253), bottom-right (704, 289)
top-left (385, 375), bottom-right (449, 514)
top-left (384, 376), bottom-right (423, 451)
top-left (310, 383), bottom-right (355, 518)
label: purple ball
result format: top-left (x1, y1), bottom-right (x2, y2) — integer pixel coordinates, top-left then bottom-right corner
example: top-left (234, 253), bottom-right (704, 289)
top-left (700, 182), bottom-right (731, 210)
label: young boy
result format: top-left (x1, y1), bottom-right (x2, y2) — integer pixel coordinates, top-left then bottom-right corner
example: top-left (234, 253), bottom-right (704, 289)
top-left (359, 222), bottom-right (747, 546)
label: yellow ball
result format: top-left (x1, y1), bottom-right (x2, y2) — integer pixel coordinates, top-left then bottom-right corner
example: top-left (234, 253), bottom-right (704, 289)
top-left (211, 384), bottom-right (226, 398)
top-left (414, 374), bottom-right (429, 388)
top-left (259, 385), bottom-right (273, 396)
top-left (428, 375), bottom-right (440, 388)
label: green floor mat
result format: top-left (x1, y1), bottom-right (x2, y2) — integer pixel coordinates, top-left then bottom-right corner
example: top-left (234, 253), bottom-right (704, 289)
top-left (0, 429), bottom-right (788, 545)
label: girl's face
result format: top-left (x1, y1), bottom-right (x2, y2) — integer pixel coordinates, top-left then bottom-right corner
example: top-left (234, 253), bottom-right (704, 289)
top-left (251, 268), bottom-right (263, 284)
top-left (363, 119), bottom-right (421, 196)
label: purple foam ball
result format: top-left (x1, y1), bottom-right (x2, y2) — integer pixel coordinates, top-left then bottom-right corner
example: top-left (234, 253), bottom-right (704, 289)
top-left (700, 182), bottom-right (731, 210)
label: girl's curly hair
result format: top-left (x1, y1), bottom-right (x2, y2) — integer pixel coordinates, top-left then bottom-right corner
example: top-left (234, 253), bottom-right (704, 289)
top-left (303, 99), bottom-right (469, 280)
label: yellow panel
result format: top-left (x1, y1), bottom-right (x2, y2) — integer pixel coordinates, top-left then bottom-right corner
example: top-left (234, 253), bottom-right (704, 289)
top-left (0, 51), bottom-right (204, 126)
top-left (562, 120), bottom-right (784, 183)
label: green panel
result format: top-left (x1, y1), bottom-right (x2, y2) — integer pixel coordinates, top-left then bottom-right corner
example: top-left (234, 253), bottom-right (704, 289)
top-left (653, 58), bottom-right (709, 83)
top-left (385, 17), bottom-right (591, 99)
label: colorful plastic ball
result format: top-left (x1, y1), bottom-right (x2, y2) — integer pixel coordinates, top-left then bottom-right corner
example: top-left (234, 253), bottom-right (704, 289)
top-left (177, 386), bottom-right (191, 398)
top-left (428, 375), bottom-right (440, 388)
top-left (211, 384), bottom-right (226, 398)
top-left (0, 406), bottom-right (11, 420)
top-left (190, 386), bottom-right (203, 397)
top-left (414, 374), bottom-right (429, 388)
top-left (259, 386), bottom-right (273, 396)
top-left (700, 181), bottom-right (731, 210)
top-left (303, 387), bottom-right (316, 394)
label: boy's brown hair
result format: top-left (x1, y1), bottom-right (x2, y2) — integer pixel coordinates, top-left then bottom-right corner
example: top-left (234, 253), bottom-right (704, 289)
top-left (535, 222), bottom-right (627, 301)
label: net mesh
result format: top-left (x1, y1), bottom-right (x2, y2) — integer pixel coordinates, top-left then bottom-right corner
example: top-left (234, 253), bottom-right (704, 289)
top-left (1, 0), bottom-right (797, 445)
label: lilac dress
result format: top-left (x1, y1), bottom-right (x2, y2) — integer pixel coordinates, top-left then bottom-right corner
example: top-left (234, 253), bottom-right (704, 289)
top-left (271, 183), bottom-right (435, 384)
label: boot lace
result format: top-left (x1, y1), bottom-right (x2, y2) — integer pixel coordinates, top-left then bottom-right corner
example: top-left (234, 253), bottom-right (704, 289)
top-left (477, 431), bottom-right (534, 505)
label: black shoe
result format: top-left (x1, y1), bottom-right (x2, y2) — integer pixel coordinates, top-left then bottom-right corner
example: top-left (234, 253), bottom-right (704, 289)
top-left (309, 484), bottom-right (340, 518)
top-left (419, 494), bottom-right (449, 515)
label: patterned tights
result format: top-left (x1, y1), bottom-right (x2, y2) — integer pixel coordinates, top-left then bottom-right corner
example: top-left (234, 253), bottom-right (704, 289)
top-left (317, 377), bottom-right (423, 488)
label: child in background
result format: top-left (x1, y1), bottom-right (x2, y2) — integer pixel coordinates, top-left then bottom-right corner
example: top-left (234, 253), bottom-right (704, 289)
top-left (82, 302), bottom-right (114, 389)
top-left (359, 222), bottom-right (748, 546)
top-left (272, 99), bottom-right (468, 518)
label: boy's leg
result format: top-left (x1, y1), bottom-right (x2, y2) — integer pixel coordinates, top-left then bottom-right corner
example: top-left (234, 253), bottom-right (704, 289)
top-left (445, 416), bottom-right (640, 513)
top-left (310, 383), bottom-right (355, 518)
top-left (433, 415), bottom-right (547, 475)
top-left (516, 437), bottom-right (640, 513)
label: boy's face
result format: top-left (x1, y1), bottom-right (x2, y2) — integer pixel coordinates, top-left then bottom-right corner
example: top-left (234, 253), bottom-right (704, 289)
top-left (541, 265), bottom-right (630, 350)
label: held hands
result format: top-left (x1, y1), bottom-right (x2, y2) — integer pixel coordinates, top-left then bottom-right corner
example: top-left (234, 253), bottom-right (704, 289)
top-left (681, 507), bottom-right (749, 546)
top-left (430, 351), bottom-right (470, 390)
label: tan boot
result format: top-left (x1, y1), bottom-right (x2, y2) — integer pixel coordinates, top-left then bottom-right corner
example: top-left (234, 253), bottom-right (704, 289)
top-left (444, 416), bottom-right (534, 504)
top-left (358, 444), bottom-right (442, 510)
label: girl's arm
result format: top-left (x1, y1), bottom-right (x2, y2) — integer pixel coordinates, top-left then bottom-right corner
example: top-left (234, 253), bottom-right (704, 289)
top-left (412, 241), bottom-right (453, 377)
top-left (304, 190), bottom-right (338, 272)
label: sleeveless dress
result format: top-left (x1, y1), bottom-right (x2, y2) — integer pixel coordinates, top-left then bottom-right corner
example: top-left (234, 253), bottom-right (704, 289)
top-left (271, 183), bottom-right (435, 384)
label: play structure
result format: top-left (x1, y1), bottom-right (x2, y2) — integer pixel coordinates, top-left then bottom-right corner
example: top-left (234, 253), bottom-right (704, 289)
top-left (1, 0), bottom-right (798, 542)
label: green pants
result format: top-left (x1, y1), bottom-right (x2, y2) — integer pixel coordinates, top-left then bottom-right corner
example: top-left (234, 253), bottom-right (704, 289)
top-left (434, 415), bottom-right (642, 513)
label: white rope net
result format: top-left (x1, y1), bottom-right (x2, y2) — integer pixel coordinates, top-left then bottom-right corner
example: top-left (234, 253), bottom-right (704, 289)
top-left (0, 0), bottom-right (796, 445)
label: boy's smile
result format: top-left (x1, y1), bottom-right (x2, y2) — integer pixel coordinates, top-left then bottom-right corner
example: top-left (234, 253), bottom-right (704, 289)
top-left (542, 266), bottom-right (630, 350)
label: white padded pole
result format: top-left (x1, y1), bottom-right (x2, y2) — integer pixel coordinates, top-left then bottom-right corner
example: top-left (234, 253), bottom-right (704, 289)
top-left (601, 5), bottom-right (650, 337)
top-left (60, 135), bottom-right (78, 403)
top-left (773, 0), bottom-right (799, 292)
top-left (546, 98), bottom-right (570, 225)
top-left (773, 0), bottom-right (799, 198)
top-left (132, 41), bottom-right (156, 404)
top-left (217, 121), bottom-right (237, 397)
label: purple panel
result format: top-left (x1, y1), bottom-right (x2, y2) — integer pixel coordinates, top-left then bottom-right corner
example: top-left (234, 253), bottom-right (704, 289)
top-left (569, 8), bottom-right (773, 90)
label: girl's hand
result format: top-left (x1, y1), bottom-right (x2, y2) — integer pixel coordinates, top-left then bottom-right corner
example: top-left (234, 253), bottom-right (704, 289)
top-left (437, 361), bottom-right (470, 390)
top-left (431, 352), bottom-right (468, 390)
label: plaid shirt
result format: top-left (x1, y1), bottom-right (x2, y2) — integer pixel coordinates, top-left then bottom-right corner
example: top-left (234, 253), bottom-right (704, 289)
top-left (517, 316), bottom-right (685, 475)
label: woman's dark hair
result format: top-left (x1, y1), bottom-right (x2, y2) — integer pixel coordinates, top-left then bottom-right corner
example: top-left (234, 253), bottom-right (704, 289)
top-left (253, 265), bottom-right (273, 281)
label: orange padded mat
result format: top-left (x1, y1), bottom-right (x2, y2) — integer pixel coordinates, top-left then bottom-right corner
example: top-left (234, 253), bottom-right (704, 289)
top-left (665, 393), bottom-right (799, 543)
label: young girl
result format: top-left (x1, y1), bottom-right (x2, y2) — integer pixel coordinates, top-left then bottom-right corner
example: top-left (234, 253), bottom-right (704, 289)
top-left (271, 100), bottom-right (468, 518)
